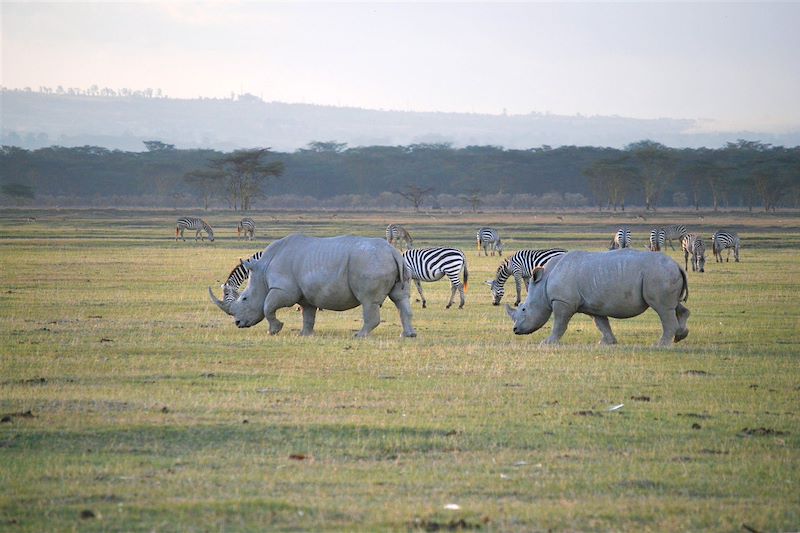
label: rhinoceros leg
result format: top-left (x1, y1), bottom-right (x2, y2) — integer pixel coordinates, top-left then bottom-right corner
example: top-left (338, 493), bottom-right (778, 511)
top-left (355, 302), bottom-right (382, 338)
top-left (300, 305), bottom-right (317, 336)
top-left (674, 304), bottom-right (690, 342)
top-left (542, 300), bottom-right (574, 345)
top-left (592, 316), bottom-right (618, 345)
top-left (389, 283), bottom-right (417, 338)
top-left (653, 305), bottom-right (681, 347)
top-left (264, 288), bottom-right (299, 335)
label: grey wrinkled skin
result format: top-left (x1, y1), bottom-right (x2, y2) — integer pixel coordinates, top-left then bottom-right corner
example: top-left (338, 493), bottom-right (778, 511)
top-left (210, 234), bottom-right (416, 338)
top-left (507, 249), bottom-right (689, 347)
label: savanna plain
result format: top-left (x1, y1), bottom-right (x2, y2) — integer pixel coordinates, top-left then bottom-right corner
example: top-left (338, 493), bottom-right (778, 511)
top-left (1, 208), bottom-right (798, 532)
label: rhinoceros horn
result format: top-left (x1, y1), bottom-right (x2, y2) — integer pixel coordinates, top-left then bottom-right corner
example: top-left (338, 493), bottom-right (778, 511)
top-left (505, 303), bottom-right (517, 321)
top-left (208, 287), bottom-right (232, 315)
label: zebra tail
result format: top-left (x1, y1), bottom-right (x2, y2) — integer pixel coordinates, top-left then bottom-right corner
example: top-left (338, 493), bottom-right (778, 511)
top-left (463, 261), bottom-right (469, 292)
top-left (175, 226), bottom-right (179, 236)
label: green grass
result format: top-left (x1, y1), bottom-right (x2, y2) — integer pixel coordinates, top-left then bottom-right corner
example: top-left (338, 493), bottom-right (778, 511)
top-left (1, 208), bottom-right (799, 531)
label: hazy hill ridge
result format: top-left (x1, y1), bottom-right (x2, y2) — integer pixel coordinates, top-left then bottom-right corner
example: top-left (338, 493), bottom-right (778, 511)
top-left (2, 90), bottom-right (798, 151)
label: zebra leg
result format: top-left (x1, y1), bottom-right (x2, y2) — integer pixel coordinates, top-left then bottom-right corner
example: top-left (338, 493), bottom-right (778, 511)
top-left (300, 305), bottom-right (317, 336)
top-left (674, 304), bottom-right (690, 342)
top-left (591, 316), bottom-right (617, 345)
top-left (388, 282), bottom-right (417, 338)
top-left (413, 279), bottom-right (427, 308)
top-left (355, 302), bottom-right (382, 338)
top-left (445, 282), bottom-right (457, 309)
top-left (684, 250), bottom-right (691, 271)
top-left (668, 239), bottom-right (676, 251)
top-left (734, 245), bottom-right (739, 262)
top-left (513, 273), bottom-right (524, 306)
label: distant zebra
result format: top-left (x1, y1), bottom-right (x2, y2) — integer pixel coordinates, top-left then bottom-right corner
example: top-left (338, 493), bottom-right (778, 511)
top-left (237, 217), bottom-right (256, 240)
top-left (682, 233), bottom-right (706, 272)
top-left (712, 230), bottom-right (740, 263)
top-left (477, 227), bottom-right (503, 256)
top-left (386, 224), bottom-right (413, 250)
top-left (662, 224), bottom-right (688, 251)
top-left (403, 247), bottom-right (469, 309)
top-left (485, 248), bottom-right (567, 306)
top-left (221, 250), bottom-right (264, 305)
top-left (176, 217), bottom-right (214, 242)
top-left (648, 228), bottom-right (666, 252)
top-left (609, 227), bottom-right (632, 250)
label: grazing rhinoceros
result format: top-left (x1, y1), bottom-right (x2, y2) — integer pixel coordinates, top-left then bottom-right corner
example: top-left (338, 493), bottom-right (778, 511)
top-left (209, 234), bottom-right (417, 338)
top-left (506, 249), bottom-right (689, 346)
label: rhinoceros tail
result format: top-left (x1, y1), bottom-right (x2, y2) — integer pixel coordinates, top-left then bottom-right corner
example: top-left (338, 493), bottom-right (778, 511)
top-left (679, 266), bottom-right (689, 302)
top-left (394, 249), bottom-right (408, 289)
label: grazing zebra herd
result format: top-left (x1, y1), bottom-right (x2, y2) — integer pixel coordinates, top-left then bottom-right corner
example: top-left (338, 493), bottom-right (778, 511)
top-left (175, 217), bottom-right (258, 243)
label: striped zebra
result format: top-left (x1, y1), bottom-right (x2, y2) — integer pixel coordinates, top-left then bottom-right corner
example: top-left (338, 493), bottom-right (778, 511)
top-left (712, 230), bottom-right (740, 263)
top-left (477, 227), bottom-right (503, 256)
top-left (681, 233), bottom-right (706, 272)
top-left (237, 217), bottom-right (256, 240)
top-left (386, 224), bottom-right (413, 250)
top-left (403, 247), bottom-right (469, 309)
top-left (176, 216), bottom-right (214, 242)
top-left (220, 250), bottom-right (264, 305)
top-left (485, 248), bottom-right (567, 306)
top-left (609, 227), bottom-right (632, 250)
top-left (661, 224), bottom-right (688, 251)
top-left (648, 228), bottom-right (666, 252)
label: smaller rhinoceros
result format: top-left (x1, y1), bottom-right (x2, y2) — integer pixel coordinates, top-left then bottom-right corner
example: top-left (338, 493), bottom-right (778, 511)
top-left (506, 249), bottom-right (689, 346)
top-left (209, 234), bottom-right (417, 338)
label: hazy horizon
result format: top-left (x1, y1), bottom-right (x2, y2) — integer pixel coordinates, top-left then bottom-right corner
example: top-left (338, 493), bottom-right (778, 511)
top-left (3, 2), bottom-right (800, 135)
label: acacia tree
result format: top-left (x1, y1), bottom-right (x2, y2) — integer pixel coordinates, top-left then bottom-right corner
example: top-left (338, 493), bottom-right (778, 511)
top-left (583, 157), bottom-right (635, 211)
top-left (626, 140), bottom-right (676, 211)
top-left (183, 168), bottom-right (225, 210)
top-left (210, 148), bottom-right (284, 211)
top-left (395, 183), bottom-right (435, 211)
top-left (460, 188), bottom-right (483, 212)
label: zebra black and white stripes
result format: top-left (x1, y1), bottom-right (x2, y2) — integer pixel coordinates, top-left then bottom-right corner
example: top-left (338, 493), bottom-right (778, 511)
top-left (176, 217), bottom-right (214, 242)
top-left (237, 217), bottom-right (256, 240)
top-left (403, 247), bottom-right (469, 309)
top-left (477, 227), bottom-right (503, 256)
top-left (221, 251), bottom-right (264, 305)
top-left (648, 229), bottom-right (666, 252)
top-left (486, 248), bottom-right (567, 306)
top-left (609, 227), bottom-right (632, 250)
top-left (712, 231), bottom-right (740, 263)
top-left (682, 233), bottom-right (706, 272)
top-left (386, 224), bottom-right (413, 250)
top-left (662, 224), bottom-right (688, 251)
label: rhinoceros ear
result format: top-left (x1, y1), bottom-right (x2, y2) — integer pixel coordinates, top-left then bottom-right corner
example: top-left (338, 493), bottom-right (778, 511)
top-left (505, 303), bottom-right (517, 321)
top-left (531, 266), bottom-right (545, 285)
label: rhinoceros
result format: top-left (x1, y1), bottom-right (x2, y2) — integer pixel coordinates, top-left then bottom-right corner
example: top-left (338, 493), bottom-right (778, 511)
top-left (209, 234), bottom-right (417, 338)
top-left (506, 249), bottom-right (689, 346)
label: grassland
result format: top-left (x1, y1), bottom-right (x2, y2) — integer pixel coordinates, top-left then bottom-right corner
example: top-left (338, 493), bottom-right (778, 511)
top-left (1, 208), bottom-right (798, 531)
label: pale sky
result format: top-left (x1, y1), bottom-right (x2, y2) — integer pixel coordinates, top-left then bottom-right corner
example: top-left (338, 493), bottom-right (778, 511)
top-left (2, 1), bottom-right (799, 133)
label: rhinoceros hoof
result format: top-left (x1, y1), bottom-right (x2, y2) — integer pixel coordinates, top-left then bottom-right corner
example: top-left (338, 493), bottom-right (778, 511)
top-left (403, 331), bottom-right (417, 338)
top-left (269, 322), bottom-right (284, 335)
top-left (674, 328), bottom-right (689, 342)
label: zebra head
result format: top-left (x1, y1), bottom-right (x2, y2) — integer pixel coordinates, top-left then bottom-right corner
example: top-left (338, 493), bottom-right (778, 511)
top-left (207, 227), bottom-right (215, 242)
top-left (209, 257), bottom-right (266, 327)
top-left (484, 280), bottom-right (505, 305)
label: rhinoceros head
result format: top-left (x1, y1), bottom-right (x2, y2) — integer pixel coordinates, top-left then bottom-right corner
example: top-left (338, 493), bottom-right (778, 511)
top-left (505, 266), bottom-right (552, 335)
top-left (209, 257), bottom-right (266, 328)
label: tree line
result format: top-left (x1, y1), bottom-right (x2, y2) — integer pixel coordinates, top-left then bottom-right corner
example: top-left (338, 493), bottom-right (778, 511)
top-left (1, 140), bottom-right (798, 211)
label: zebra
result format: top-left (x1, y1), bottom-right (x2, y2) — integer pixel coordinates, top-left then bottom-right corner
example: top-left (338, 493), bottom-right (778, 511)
top-left (403, 247), bottom-right (469, 309)
top-left (712, 230), bottom-right (740, 263)
top-left (237, 217), bottom-right (256, 240)
top-left (682, 233), bottom-right (706, 272)
top-left (176, 217), bottom-right (214, 242)
top-left (661, 224), bottom-right (688, 251)
top-left (648, 228), bottom-right (666, 252)
top-left (609, 227), bottom-right (632, 250)
top-left (477, 227), bottom-right (503, 256)
top-left (484, 248), bottom-right (567, 306)
top-left (220, 250), bottom-right (264, 305)
top-left (386, 224), bottom-right (413, 250)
